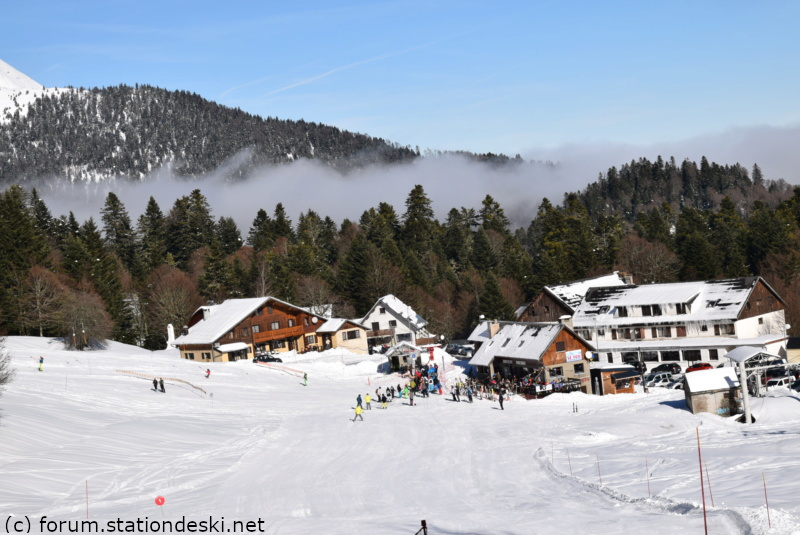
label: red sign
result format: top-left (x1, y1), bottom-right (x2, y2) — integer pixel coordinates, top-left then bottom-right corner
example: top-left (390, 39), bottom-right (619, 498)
top-left (429, 347), bottom-right (434, 360)
top-left (155, 496), bottom-right (165, 506)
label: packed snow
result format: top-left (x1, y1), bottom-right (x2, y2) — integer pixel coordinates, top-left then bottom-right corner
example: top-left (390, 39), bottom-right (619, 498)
top-left (2, 336), bottom-right (800, 534)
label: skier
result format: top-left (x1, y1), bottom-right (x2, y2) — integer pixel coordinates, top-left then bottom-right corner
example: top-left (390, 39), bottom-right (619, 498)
top-left (352, 405), bottom-right (364, 422)
top-left (303, 372), bottom-right (308, 387)
top-left (356, 394), bottom-right (363, 409)
top-left (38, 356), bottom-right (44, 371)
top-left (409, 387), bottom-right (415, 406)
top-left (498, 387), bottom-right (505, 410)
top-left (451, 385), bottom-right (458, 402)
top-left (205, 369), bottom-right (211, 379)
top-left (365, 393), bottom-right (372, 410)
top-left (159, 378), bottom-right (165, 393)
top-left (467, 385), bottom-right (473, 403)
top-left (152, 378), bottom-right (158, 391)
top-left (380, 393), bottom-right (387, 409)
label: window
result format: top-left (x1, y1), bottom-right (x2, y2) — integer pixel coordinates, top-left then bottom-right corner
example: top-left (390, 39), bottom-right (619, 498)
top-left (397, 333), bottom-right (412, 342)
top-left (550, 366), bottom-right (564, 377)
top-left (642, 305), bottom-right (661, 317)
top-left (676, 326), bottom-right (687, 337)
top-left (621, 352), bottom-right (639, 364)
top-left (288, 319), bottom-right (295, 327)
top-left (573, 363), bottom-right (585, 374)
top-left (271, 340), bottom-right (285, 349)
top-left (701, 324), bottom-right (708, 332)
top-left (343, 330), bottom-right (361, 340)
top-left (676, 303), bottom-right (687, 315)
top-left (389, 320), bottom-right (397, 328)
top-left (617, 307), bottom-right (628, 318)
top-left (606, 353), bottom-right (613, 363)
top-left (186, 352), bottom-right (195, 360)
top-left (597, 328), bottom-right (605, 337)
top-left (304, 317), bottom-right (310, 326)
top-left (229, 331), bottom-right (234, 339)
top-left (502, 338), bottom-right (511, 348)
top-left (379, 307), bottom-right (386, 314)
top-left (656, 326), bottom-right (672, 338)
top-left (270, 321), bottom-right (280, 330)
top-left (708, 349), bottom-right (719, 361)
top-left (201, 352), bottom-right (211, 360)
top-left (518, 340), bottom-right (525, 347)
top-left (555, 341), bottom-right (566, 352)
top-left (683, 350), bottom-right (701, 362)
top-left (642, 351), bottom-right (659, 362)
top-left (267, 305), bottom-right (273, 314)
top-left (758, 318), bottom-right (764, 325)
top-left (306, 335), bottom-right (316, 345)
top-left (719, 324), bottom-right (735, 335)
top-left (252, 325), bottom-right (260, 333)
top-left (371, 322), bottom-right (380, 331)
top-left (241, 327), bottom-right (249, 337)
top-left (661, 351), bottom-right (680, 362)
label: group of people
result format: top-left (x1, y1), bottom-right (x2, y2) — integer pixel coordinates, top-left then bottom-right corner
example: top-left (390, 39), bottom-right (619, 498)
top-left (152, 378), bottom-right (165, 393)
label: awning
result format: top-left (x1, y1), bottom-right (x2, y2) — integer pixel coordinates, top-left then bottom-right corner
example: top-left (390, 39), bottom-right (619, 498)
top-left (610, 370), bottom-right (640, 381)
top-left (216, 342), bottom-right (249, 353)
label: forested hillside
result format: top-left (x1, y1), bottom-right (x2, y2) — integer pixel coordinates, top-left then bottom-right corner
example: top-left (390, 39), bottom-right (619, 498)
top-left (0, 85), bottom-right (418, 181)
top-left (2, 174), bottom-right (800, 350)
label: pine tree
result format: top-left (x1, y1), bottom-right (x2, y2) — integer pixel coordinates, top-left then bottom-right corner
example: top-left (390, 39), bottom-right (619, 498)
top-left (477, 272), bottom-right (515, 321)
top-left (137, 196), bottom-right (167, 274)
top-left (216, 217), bottom-right (243, 255)
top-left (100, 192), bottom-right (136, 271)
top-left (271, 203), bottom-right (295, 242)
top-left (479, 194), bottom-right (510, 234)
top-left (402, 185), bottom-right (436, 255)
top-left (247, 208), bottom-right (274, 251)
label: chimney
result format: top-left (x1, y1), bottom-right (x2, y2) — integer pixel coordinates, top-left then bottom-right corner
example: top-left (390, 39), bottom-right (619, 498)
top-left (558, 315), bottom-right (574, 329)
top-left (181, 325), bottom-right (189, 336)
top-left (167, 324), bottom-right (175, 343)
top-left (202, 307), bottom-right (211, 321)
top-left (488, 320), bottom-right (501, 339)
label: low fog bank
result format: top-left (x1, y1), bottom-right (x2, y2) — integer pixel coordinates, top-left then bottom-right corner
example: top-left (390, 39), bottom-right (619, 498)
top-left (30, 123), bottom-right (800, 233)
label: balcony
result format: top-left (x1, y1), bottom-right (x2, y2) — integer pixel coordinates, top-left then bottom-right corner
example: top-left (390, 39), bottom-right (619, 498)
top-left (367, 328), bottom-right (395, 338)
top-left (253, 325), bottom-right (305, 343)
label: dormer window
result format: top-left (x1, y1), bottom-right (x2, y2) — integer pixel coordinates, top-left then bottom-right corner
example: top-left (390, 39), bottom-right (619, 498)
top-left (379, 307), bottom-right (386, 314)
top-left (616, 307), bottom-right (628, 318)
top-left (676, 303), bottom-right (687, 315)
top-left (641, 305), bottom-right (661, 317)
top-left (705, 300), bottom-right (720, 308)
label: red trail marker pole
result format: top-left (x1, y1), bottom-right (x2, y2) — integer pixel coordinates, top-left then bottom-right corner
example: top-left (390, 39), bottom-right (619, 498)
top-left (696, 427), bottom-right (708, 535)
top-left (705, 461), bottom-right (714, 507)
top-left (645, 457), bottom-right (651, 498)
top-left (763, 473), bottom-right (771, 529)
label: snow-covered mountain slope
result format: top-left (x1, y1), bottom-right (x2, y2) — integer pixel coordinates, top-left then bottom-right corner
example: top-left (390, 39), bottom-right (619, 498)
top-left (0, 59), bottom-right (68, 124)
top-left (1, 336), bottom-right (799, 534)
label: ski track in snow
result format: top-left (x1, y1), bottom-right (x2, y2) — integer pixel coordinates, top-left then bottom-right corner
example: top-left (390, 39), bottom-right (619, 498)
top-left (1, 337), bottom-right (800, 534)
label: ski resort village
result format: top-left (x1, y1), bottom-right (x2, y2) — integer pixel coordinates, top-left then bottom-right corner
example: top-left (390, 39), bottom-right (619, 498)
top-left (3, 276), bottom-right (800, 534)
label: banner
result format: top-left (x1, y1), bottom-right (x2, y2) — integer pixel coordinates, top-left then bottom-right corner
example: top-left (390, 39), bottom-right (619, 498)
top-left (565, 349), bottom-right (583, 362)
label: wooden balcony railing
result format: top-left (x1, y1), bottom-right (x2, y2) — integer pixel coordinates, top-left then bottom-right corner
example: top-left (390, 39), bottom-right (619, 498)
top-left (253, 325), bottom-right (305, 343)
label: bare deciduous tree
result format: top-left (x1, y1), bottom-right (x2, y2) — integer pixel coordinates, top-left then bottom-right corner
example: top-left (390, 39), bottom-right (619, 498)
top-left (145, 265), bottom-right (203, 341)
top-left (0, 337), bottom-right (16, 396)
top-left (57, 289), bottom-right (114, 349)
top-left (615, 233), bottom-right (680, 284)
top-left (19, 266), bottom-right (67, 337)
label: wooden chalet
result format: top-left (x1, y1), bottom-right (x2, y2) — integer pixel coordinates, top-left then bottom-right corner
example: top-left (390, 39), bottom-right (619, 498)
top-left (468, 320), bottom-right (595, 392)
top-left (174, 297), bottom-right (334, 362)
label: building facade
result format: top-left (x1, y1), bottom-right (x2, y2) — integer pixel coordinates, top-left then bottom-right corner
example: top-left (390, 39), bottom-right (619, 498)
top-left (361, 294), bottom-right (435, 349)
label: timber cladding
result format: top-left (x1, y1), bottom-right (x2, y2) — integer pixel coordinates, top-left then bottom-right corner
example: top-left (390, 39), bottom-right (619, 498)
top-left (519, 291), bottom-right (571, 323)
top-left (739, 279), bottom-right (784, 321)
top-left (541, 329), bottom-right (592, 367)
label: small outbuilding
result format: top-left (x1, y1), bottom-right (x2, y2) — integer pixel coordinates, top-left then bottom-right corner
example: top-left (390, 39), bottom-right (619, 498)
top-left (683, 368), bottom-right (741, 416)
top-left (589, 363), bottom-right (638, 395)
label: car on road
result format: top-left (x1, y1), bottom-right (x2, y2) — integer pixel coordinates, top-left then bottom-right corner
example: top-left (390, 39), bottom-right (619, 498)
top-left (686, 362), bottom-right (714, 373)
top-left (644, 372), bottom-right (674, 387)
top-left (651, 363), bottom-right (682, 375)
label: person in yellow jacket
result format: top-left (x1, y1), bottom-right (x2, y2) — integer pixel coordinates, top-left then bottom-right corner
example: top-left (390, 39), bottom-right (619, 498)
top-left (365, 393), bottom-right (372, 410)
top-left (352, 405), bottom-right (364, 422)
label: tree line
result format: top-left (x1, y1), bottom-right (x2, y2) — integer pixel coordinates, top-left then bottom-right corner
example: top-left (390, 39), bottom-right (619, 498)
top-left (1, 156), bottom-right (799, 349)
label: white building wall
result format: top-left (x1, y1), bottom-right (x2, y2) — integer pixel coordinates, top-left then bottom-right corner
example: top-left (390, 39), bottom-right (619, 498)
top-left (362, 308), bottom-right (416, 342)
top-left (735, 310), bottom-right (785, 338)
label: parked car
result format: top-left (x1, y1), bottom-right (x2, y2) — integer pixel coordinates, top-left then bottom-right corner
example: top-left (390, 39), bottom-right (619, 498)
top-left (254, 353), bottom-right (282, 363)
top-left (445, 343), bottom-right (462, 355)
top-left (651, 363), bottom-right (682, 375)
top-left (644, 372), bottom-right (674, 387)
top-left (766, 376), bottom-right (793, 389)
top-left (666, 378), bottom-right (685, 390)
top-left (457, 345), bottom-right (474, 358)
top-left (686, 362), bottom-right (714, 373)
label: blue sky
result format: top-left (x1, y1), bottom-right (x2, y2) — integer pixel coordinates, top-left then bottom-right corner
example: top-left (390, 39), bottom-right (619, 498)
top-left (3, 0), bottom-right (799, 159)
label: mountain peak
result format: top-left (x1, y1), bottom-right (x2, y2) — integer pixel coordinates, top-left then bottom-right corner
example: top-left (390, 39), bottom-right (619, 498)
top-left (0, 59), bottom-right (42, 92)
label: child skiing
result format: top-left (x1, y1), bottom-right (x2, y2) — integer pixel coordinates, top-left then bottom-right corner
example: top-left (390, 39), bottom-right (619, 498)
top-left (352, 405), bottom-right (364, 422)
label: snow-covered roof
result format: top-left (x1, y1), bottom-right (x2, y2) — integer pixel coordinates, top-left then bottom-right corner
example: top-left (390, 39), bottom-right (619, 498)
top-left (684, 367), bottom-right (740, 393)
top-left (546, 272), bottom-right (629, 310)
top-left (591, 334), bottom-right (786, 352)
top-left (573, 277), bottom-right (768, 328)
top-left (590, 363), bottom-right (636, 371)
top-left (724, 346), bottom-right (782, 364)
top-left (217, 342), bottom-right (249, 353)
top-left (385, 341), bottom-right (422, 356)
top-left (173, 297), bottom-right (268, 345)
top-left (361, 294), bottom-right (428, 330)
top-left (469, 323), bottom-right (571, 367)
